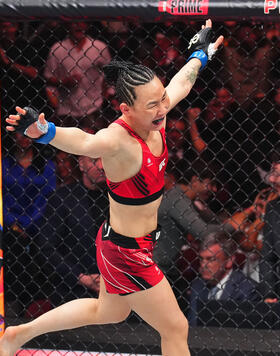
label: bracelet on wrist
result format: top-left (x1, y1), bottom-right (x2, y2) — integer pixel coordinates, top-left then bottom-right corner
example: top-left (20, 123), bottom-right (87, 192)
top-left (35, 122), bottom-right (56, 144)
top-left (187, 50), bottom-right (208, 70)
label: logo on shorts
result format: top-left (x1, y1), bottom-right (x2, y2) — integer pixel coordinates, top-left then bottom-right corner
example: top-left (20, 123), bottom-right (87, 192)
top-left (155, 231), bottom-right (161, 240)
top-left (104, 225), bottom-right (111, 238)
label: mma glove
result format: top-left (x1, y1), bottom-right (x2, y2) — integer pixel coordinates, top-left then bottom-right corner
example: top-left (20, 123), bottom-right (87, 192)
top-left (187, 27), bottom-right (217, 70)
top-left (15, 106), bottom-right (56, 144)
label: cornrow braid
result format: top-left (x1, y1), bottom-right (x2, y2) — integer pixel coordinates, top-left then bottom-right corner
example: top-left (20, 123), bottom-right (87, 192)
top-left (103, 60), bottom-right (155, 106)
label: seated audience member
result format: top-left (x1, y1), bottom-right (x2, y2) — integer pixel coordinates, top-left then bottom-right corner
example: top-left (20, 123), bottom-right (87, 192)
top-left (38, 153), bottom-right (108, 307)
top-left (260, 156), bottom-right (280, 302)
top-left (226, 151), bottom-right (280, 282)
top-left (3, 133), bottom-right (56, 314)
top-left (188, 231), bottom-right (259, 326)
top-left (154, 159), bottom-right (234, 278)
top-left (79, 155), bottom-right (109, 232)
top-left (55, 149), bottom-right (81, 186)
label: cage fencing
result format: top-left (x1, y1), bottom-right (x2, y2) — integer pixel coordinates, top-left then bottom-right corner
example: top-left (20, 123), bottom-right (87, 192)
top-left (1, 12), bottom-right (280, 356)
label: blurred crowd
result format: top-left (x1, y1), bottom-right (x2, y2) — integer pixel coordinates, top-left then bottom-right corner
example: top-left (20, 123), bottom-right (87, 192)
top-left (2, 19), bottom-right (280, 325)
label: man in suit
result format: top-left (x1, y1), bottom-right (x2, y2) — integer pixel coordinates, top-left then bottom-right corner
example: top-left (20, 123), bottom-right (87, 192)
top-left (188, 230), bottom-right (259, 326)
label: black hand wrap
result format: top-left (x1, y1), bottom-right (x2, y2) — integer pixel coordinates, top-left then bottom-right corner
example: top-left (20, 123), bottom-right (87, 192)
top-left (14, 107), bottom-right (39, 135)
top-left (188, 27), bottom-right (213, 55)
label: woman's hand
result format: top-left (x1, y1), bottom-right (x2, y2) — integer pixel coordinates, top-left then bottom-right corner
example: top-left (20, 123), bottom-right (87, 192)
top-left (6, 106), bottom-right (48, 139)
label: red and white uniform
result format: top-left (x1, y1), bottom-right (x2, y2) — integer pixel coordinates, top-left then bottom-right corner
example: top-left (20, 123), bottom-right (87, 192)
top-left (106, 119), bottom-right (168, 205)
top-left (96, 119), bottom-right (168, 294)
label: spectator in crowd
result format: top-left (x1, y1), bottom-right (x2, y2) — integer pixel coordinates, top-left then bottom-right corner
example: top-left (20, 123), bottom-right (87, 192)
top-left (187, 82), bottom-right (280, 208)
top-left (2, 132), bottom-right (56, 314)
top-left (44, 21), bottom-right (111, 129)
top-left (38, 153), bottom-right (108, 306)
top-left (248, 82), bottom-right (280, 173)
top-left (187, 86), bottom-right (238, 163)
top-left (55, 150), bottom-right (81, 187)
top-left (259, 149), bottom-right (280, 302)
top-left (166, 109), bottom-right (200, 167)
top-left (226, 145), bottom-right (280, 282)
top-left (152, 30), bottom-right (185, 76)
top-left (79, 155), bottom-right (109, 229)
top-left (154, 159), bottom-right (234, 311)
top-left (233, 83), bottom-right (280, 200)
top-left (220, 23), bottom-right (274, 108)
top-left (187, 86), bottom-right (238, 164)
top-left (188, 230), bottom-right (259, 326)
top-left (154, 159), bottom-right (234, 279)
top-left (0, 22), bottom-right (40, 128)
top-left (226, 187), bottom-right (277, 282)
top-left (100, 20), bottom-right (132, 61)
top-left (166, 115), bottom-right (187, 163)
top-left (187, 106), bottom-right (205, 153)
top-left (203, 87), bottom-right (236, 125)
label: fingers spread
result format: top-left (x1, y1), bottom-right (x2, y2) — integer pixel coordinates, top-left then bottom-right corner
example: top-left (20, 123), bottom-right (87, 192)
top-left (213, 35), bottom-right (224, 50)
top-left (6, 126), bottom-right (15, 131)
top-left (6, 118), bottom-right (19, 126)
top-left (15, 106), bottom-right (26, 115)
top-left (205, 19), bottom-right (212, 28)
top-left (38, 113), bottom-right (45, 122)
top-left (8, 114), bottom-right (20, 121)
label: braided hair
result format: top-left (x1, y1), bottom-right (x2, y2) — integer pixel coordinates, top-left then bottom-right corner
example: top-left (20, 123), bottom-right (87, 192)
top-left (103, 60), bottom-right (155, 106)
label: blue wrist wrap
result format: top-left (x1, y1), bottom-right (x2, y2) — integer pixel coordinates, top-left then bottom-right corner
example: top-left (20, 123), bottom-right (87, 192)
top-left (35, 122), bottom-right (56, 144)
top-left (187, 50), bottom-right (208, 70)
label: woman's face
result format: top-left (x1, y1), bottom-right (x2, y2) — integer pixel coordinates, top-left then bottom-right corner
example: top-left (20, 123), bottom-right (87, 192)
top-left (124, 76), bottom-right (170, 132)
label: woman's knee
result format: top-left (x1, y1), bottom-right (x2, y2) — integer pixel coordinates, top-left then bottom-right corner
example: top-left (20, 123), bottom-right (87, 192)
top-left (160, 313), bottom-right (189, 339)
top-left (96, 299), bottom-right (131, 324)
top-left (110, 307), bottom-right (131, 324)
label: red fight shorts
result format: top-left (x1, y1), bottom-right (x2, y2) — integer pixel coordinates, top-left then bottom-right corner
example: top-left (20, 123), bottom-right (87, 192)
top-left (96, 221), bottom-right (164, 295)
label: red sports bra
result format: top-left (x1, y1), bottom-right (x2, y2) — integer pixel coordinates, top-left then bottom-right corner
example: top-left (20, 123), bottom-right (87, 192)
top-left (106, 119), bottom-right (168, 205)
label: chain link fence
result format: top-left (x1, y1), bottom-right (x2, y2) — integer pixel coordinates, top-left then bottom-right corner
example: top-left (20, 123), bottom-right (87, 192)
top-left (2, 18), bottom-right (280, 355)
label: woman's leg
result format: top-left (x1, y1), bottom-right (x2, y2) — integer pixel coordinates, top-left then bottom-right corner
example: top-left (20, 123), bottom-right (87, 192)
top-left (124, 276), bottom-right (191, 356)
top-left (0, 277), bottom-right (131, 356)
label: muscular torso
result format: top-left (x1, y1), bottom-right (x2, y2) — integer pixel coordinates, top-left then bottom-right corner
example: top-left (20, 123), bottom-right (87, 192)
top-left (102, 121), bottom-right (165, 237)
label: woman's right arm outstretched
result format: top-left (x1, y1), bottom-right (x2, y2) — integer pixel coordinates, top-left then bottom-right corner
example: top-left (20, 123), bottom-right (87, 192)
top-left (6, 106), bottom-right (120, 159)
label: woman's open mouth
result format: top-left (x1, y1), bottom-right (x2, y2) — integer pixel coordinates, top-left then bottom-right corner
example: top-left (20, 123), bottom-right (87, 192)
top-left (152, 117), bottom-right (164, 125)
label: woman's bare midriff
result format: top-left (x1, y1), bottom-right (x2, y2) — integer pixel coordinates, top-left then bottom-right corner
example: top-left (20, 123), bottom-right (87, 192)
top-left (108, 194), bottom-right (162, 237)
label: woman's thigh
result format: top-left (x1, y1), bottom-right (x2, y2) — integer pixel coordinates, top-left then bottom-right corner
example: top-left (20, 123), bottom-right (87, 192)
top-left (123, 276), bottom-right (188, 335)
top-left (96, 277), bottom-right (132, 324)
